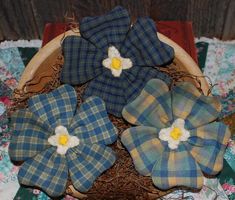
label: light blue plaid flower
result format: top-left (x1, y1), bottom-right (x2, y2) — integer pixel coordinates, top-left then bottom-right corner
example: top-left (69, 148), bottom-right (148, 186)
top-left (60, 6), bottom-right (174, 117)
top-left (121, 79), bottom-right (231, 190)
top-left (9, 84), bottom-right (118, 197)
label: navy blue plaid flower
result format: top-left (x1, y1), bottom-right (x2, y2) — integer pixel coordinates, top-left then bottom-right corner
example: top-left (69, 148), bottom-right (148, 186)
top-left (9, 84), bottom-right (118, 197)
top-left (61, 6), bottom-right (174, 117)
top-left (121, 79), bottom-right (231, 190)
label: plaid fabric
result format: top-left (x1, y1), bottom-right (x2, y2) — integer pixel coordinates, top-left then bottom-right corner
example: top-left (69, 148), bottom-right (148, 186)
top-left (9, 86), bottom-right (118, 196)
top-left (67, 143), bottom-right (116, 192)
top-left (122, 79), bottom-right (173, 128)
top-left (9, 109), bottom-right (50, 161)
top-left (61, 6), bottom-right (174, 117)
top-left (172, 82), bottom-right (221, 130)
top-left (187, 122), bottom-right (231, 174)
top-left (121, 78), bottom-right (231, 190)
top-left (18, 147), bottom-right (68, 197)
top-left (70, 96), bottom-right (118, 145)
top-left (28, 84), bottom-right (77, 129)
top-left (152, 147), bottom-right (203, 189)
top-left (120, 17), bottom-right (174, 66)
top-left (61, 36), bottom-right (105, 84)
top-left (121, 126), bottom-right (163, 175)
top-left (80, 6), bottom-right (130, 51)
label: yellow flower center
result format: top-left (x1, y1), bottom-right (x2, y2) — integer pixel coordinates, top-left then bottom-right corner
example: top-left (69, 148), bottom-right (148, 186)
top-left (170, 127), bottom-right (182, 140)
top-left (111, 57), bottom-right (121, 70)
top-left (58, 134), bottom-right (69, 145)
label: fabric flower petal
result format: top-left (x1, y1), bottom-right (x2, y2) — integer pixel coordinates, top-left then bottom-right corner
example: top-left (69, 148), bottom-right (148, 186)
top-left (172, 82), bottom-right (221, 129)
top-left (18, 147), bottom-right (68, 197)
top-left (152, 146), bottom-right (204, 189)
top-left (121, 58), bottom-right (132, 70)
top-left (28, 84), bottom-right (77, 129)
top-left (122, 79), bottom-right (172, 128)
top-left (186, 121), bottom-right (231, 175)
top-left (67, 143), bottom-right (116, 192)
top-left (61, 36), bottom-right (105, 84)
top-left (121, 126), bottom-right (164, 175)
top-left (9, 109), bottom-right (51, 161)
top-left (120, 17), bottom-right (174, 66)
top-left (83, 71), bottom-right (126, 117)
top-left (70, 96), bottom-right (118, 144)
top-left (80, 6), bottom-right (130, 51)
top-left (123, 67), bottom-right (171, 104)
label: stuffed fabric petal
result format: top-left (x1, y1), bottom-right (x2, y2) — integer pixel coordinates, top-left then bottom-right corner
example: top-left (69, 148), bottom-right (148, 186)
top-left (122, 79), bottom-right (172, 128)
top-left (70, 96), bottom-right (118, 144)
top-left (120, 17), bottom-right (174, 66)
top-left (18, 147), bottom-right (68, 197)
top-left (152, 146), bottom-right (203, 190)
top-left (67, 143), bottom-right (116, 192)
top-left (187, 122), bottom-right (231, 174)
top-left (123, 66), bottom-right (171, 104)
top-left (121, 126), bottom-right (164, 175)
top-left (80, 6), bottom-right (130, 51)
top-left (9, 109), bottom-right (51, 161)
top-left (28, 84), bottom-right (77, 129)
top-left (61, 36), bottom-right (105, 84)
top-left (83, 71), bottom-right (126, 117)
top-left (172, 82), bottom-right (221, 129)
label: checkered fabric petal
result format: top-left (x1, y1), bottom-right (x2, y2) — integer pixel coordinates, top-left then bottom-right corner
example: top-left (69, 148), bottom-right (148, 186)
top-left (80, 6), bottom-right (130, 51)
top-left (152, 146), bottom-right (204, 189)
top-left (61, 36), bottom-right (105, 84)
top-left (121, 126), bottom-right (164, 175)
top-left (120, 17), bottom-right (174, 66)
top-left (187, 121), bottom-right (231, 174)
top-left (18, 147), bottom-right (68, 197)
top-left (67, 143), bottom-right (116, 192)
top-left (122, 79), bottom-right (172, 128)
top-left (9, 109), bottom-right (51, 161)
top-left (28, 84), bottom-right (77, 129)
top-left (83, 70), bottom-right (127, 117)
top-left (70, 96), bottom-right (118, 144)
top-left (172, 82), bottom-right (221, 129)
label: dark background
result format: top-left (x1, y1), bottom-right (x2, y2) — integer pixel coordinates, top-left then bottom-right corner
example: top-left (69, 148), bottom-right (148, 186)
top-left (0, 0), bottom-right (235, 41)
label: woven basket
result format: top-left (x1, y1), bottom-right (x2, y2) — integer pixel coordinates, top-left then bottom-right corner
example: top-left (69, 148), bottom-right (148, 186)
top-left (12, 30), bottom-right (211, 199)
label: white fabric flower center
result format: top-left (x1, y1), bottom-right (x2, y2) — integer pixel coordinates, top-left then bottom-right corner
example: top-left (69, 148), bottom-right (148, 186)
top-left (102, 46), bottom-right (133, 77)
top-left (159, 119), bottom-right (190, 150)
top-left (48, 125), bottom-right (80, 155)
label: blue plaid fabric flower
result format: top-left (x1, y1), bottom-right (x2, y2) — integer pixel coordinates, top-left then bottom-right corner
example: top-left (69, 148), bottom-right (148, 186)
top-left (9, 84), bottom-right (118, 197)
top-left (121, 79), bottom-right (231, 190)
top-left (60, 6), bottom-right (174, 117)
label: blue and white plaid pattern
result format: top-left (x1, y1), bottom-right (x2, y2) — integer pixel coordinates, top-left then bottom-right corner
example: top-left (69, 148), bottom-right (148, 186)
top-left (9, 109), bottom-right (51, 161)
top-left (67, 143), bottom-right (116, 192)
top-left (9, 85), bottom-right (118, 197)
top-left (61, 6), bottom-right (174, 117)
top-left (121, 78), bottom-right (231, 190)
top-left (70, 96), bottom-right (118, 145)
top-left (28, 84), bottom-right (77, 129)
top-left (18, 147), bottom-right (68, 197)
